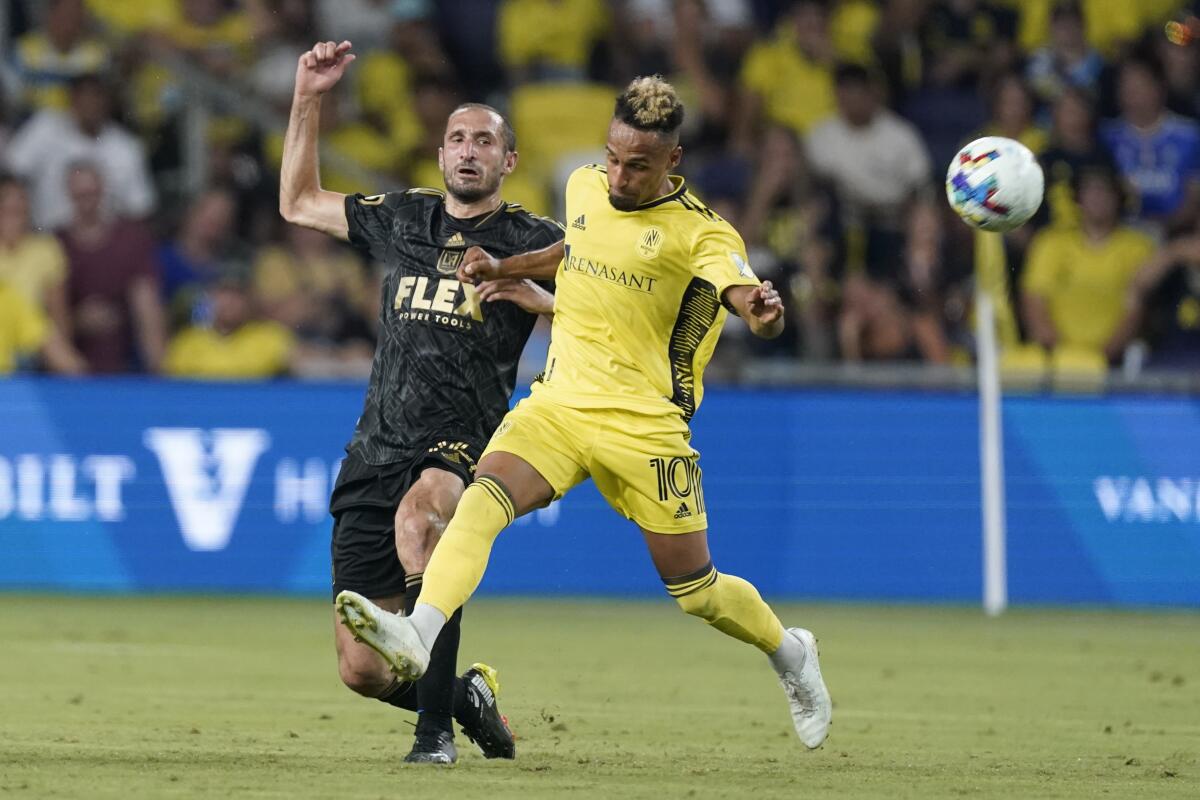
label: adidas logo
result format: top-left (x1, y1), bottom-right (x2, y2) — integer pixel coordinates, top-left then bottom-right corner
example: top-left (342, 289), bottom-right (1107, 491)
top-left (674, 502), bottom-right (691, 519)
top-left (571, 214), bottom-right (586, 230)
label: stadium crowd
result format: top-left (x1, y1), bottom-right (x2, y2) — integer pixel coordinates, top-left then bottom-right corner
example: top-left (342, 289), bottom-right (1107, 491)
top-left (1, 0), bottom-right (1199, 380)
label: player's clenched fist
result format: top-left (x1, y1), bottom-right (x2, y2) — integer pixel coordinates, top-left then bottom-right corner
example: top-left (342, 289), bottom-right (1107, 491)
top-left (295, 40), bottom-right (356, 98)
top-left (458, 246), bottom-right (505, 284)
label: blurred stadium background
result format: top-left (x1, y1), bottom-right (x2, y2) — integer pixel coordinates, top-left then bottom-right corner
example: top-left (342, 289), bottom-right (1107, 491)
top-left (1, 0), bottom-right (1198, 797)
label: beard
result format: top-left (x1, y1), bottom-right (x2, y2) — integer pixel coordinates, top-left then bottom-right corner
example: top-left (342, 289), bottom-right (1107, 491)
top-left (607, 191), bottom-right (639, 211)
top-left (444, 168), bottom-right (502, 205)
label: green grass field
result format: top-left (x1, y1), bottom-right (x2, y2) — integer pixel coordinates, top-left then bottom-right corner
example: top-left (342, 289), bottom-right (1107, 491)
top-left (1, 597), bottom-right (1197, 799)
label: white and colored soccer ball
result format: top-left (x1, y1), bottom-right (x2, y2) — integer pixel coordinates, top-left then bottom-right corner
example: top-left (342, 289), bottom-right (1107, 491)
top-left (945, 136), bottom-right (1044, 232)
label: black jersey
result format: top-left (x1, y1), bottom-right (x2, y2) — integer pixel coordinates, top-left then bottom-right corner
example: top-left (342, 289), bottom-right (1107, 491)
top-left (343, 188), bottom-right (563, 466)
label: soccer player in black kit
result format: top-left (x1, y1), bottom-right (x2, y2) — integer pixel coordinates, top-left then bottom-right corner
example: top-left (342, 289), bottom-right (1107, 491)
top-left (280, 40), bottom-right (563, 764)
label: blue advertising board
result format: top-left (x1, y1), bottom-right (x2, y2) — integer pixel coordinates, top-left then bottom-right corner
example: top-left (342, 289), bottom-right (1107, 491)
top-left (0, 378), bottom-right (1197, 606)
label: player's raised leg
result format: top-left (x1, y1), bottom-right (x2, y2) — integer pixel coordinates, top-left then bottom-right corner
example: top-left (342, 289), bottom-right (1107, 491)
top-left (329, 486), bottom-right (423, 710)
top-left (641, 527), bottom-right (832, 748)
top-left (340, 449), bottom-right (559, 681)
top-left (413, 451), bottom-right (557, 649)
top-left (396, 466), bottom-right (514, 762)
top-left (334, 465), bottom-right (514, 762)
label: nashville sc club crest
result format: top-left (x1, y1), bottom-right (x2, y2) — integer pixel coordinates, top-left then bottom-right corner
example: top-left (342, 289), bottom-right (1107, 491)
top-left (636, 226), bottom-right (664, 260)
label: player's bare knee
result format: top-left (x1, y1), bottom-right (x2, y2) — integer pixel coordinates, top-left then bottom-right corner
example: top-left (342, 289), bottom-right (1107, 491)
top-left (337, 647), bottom-right (391, 697)
top-left (395, 510), bottom-right (444, 572)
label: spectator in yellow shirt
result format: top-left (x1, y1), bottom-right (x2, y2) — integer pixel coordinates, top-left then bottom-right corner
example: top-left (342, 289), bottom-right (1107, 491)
top-left (156, 0), bottom-right (253, 73)
top-left (13, 0), bottom-right (110, 112)
top-left (1015, 0), bottom-right (1177, 57)
top-left (736, 0), bottom-right (836, 143)
top-left (0, 280), bottom-right (86, 375)
top-left (164, 277), bottom-right (295, 380)
top-left (0, 175), bottom-right (69, 310)
top-left (0, 282), bottom-right (50, 375)
top-left (1021, 168), bottom-right (1155, 364)
top-left (497, 0), bottom-right (609, 83)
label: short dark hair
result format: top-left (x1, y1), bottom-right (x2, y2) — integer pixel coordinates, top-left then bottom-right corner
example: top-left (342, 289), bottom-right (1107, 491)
top-left (1120, 55), bottom-right (1166, 88)
top-left (450, 102), bottom-right (516, 152)
top-left (614, 76), bottom-right (684, 136)
top-left (787, 0), bottom-right (830, 14)
top-left (1050, 0), bottom-right (1083, 21)
top-left (68, 72), bottom-right (108, 94)
top-left (1073, 165), bottom-right (1124, 204)
top-left (833, 63), bottom-right (872, 88)
top-left (0, 171), bottom-right (26, 193)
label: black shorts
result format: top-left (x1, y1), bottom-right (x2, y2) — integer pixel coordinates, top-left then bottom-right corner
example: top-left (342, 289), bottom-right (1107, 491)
top-left (329, 439), bottom-right (481, 601)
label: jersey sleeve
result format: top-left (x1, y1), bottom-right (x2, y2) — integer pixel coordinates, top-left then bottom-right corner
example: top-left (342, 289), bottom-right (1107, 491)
top-left (344, 191), bottom-right (412, 262)
top-left (690, 223), bottom-right (760, 298)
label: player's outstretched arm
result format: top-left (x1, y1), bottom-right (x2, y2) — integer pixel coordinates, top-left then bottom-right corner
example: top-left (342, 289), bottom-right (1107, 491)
top-left (279, 40), bottom-right (356, 240)
top-left (458, 241), bottom-right (565, 284)
top-left (724, 281), bottom-right (785, 339)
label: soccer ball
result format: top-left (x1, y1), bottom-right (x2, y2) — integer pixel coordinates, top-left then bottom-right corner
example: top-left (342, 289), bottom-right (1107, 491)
top-left (945, 136), bottom-right (1044, 232)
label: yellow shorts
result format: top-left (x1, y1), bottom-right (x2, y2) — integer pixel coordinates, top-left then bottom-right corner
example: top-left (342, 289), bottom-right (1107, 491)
top-left (483, 392), bottom-right (707, 533)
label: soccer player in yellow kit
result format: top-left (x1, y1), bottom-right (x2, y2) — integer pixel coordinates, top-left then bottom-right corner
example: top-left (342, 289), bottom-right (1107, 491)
top-left (337, 76), bottom-right (833, 749)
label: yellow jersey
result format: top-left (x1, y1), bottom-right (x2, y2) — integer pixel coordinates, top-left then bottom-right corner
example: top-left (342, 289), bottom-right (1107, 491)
top-left (535, 164), bottom-right (759, 422)
top-left (1022, 226), bottom-right (1154, 352)
top-left (739, 30), bottom-right (836, 135)
top-left (164, 321), bottom-right (295, 380)
top-left (0, 282), bottom-right (48, 374)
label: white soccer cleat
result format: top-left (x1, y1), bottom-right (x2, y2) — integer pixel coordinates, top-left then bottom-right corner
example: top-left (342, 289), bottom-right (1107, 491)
top-left (777, 627), bottom-right (832, 749)
top-left (335, 590), bottom-right (431, 681)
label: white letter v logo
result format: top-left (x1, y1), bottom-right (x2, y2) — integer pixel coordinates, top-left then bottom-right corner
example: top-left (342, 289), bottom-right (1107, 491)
top-left (144, 428), bottom-right (272, 552)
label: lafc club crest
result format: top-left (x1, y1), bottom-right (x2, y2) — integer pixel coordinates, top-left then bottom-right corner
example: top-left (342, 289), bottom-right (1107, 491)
top-left (636, 226), bottom-right (664, 260)
top-left (437, 232), bottom-right (466, 275)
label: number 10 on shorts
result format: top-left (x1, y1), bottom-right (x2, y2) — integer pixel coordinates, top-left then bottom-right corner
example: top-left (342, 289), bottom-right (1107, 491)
top-left (649, 456), bottom-right (706, 514)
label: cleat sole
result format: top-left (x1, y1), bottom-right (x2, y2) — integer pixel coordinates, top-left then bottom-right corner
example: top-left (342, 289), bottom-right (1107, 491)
top-left (335, 591), bottom-right (424, 681)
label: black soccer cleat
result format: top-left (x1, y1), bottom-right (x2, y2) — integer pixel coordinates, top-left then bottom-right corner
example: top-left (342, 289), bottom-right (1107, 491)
top-left (458, 663), bottom-right (516, 759)
top-left (403, 728), bottom-right (457, 765)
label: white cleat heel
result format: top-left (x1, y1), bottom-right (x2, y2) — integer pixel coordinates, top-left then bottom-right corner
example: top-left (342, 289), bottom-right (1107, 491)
top-left (335, 590), bottom-right (431, 681)
top-left (777, 627), bottom-right (832, 749)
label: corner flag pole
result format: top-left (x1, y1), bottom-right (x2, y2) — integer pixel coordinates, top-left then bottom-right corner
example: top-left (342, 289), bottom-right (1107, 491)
top-left (975, 231), bottom-right (1009, 616)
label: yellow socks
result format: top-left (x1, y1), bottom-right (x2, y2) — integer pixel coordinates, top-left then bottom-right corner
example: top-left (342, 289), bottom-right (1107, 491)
top-left (665, 561), bottom-right (785, 653)
top-left (416, 476), bottom-right (514, 617)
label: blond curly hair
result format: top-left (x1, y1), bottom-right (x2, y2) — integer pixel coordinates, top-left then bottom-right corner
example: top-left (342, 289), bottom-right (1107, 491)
top-left (614, 75), bottom-right (684, 134)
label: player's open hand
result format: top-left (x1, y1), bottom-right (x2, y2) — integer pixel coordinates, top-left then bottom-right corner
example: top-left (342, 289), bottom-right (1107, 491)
top-left (476, 279), bottom-right (554, 316)
top-left (459, 246), bottom-right (504, 284)
top-left (295, 41), bottom-right (356, 97)
top-left (746, 280), bottom-right (784, 325)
